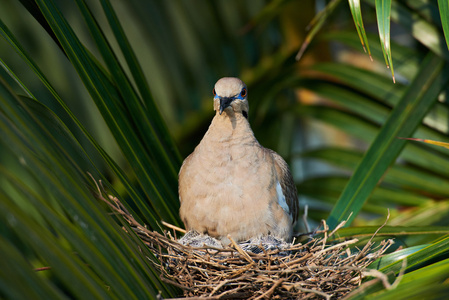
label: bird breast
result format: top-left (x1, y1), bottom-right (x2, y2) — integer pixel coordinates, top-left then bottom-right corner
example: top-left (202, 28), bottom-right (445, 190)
top-left (179, 115), bottom-right (291, 241)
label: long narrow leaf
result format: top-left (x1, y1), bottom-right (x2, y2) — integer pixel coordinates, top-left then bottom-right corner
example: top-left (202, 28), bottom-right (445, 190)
top-left (0, 195), bottom-right (115, 300)
top-left (438, 0), bottom-right (449, 50)
top-left (0, 235), bottom-right (69, 300)
top-left (327, 53), bottom-right (449, 229)
top-left (348, 0), bottom-right (372, 60)
top-left (302, 147), bottom-right (449, 197)
top-left (0, 77), bottom-right (172, 297)
top-left (297, 105), bottom-right (449, 177)
top-left (387, 1), bottom-right (449, 61)
top-left (17, 0), bottom-right (64, 53)
top-left (323, 31), bottom-right (421, 80)
top-left (306, 64), bottom-right (449, 151)
top-left (34, 0), bottom-right (181, 226)
top-left (0, 13), bottom-right (157, 227)
top-left (73, 0), bottom-right (179, 215)
top-left (348, 257), bottom-right (449, 299)
top-left (329, 226), bottom-right (449, 241)
top-left (298, 176), bottom-right (430, 209)
top-left (379, 235), bottom-right (449, 275)
top-left (76, 0), bottom-right (180, 182)
top-left (375, 0), bottom-right (395, 82)
top-left (99, 0), bottom-right (181, 165)
top-left (300, 78), bottom-right (449, 155)
top-left (296, 0), bottom-right (342, 60)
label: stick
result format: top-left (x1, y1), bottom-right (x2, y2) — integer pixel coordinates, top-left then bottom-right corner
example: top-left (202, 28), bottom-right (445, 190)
top-left (161, 221), bottom-right (186, 234)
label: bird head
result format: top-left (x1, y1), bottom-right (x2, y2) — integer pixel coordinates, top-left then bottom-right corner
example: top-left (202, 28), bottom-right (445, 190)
top-left (213, 77), bottom-right (249, 118)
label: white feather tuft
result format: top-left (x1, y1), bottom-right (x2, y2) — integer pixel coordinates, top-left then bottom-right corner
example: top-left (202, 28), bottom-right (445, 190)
top-left (276, 182), bottom-right (289, 214)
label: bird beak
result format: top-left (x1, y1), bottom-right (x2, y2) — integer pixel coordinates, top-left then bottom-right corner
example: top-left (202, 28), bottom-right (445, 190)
top-left (219, 97), bottom-right (233, 115)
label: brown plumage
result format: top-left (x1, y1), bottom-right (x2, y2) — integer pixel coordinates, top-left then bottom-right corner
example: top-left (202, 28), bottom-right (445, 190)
top-left (178, 77), bottom-right (298, 243)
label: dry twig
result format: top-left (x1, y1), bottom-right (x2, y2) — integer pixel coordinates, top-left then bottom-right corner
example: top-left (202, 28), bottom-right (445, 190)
top-left (93, 178), bottom-right (394, 299)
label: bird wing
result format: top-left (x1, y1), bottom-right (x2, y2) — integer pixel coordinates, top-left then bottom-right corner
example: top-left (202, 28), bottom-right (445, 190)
top-left (266, 149), bottom-right (299, 225)
top-left (178, 153), bottom-right (193, 205)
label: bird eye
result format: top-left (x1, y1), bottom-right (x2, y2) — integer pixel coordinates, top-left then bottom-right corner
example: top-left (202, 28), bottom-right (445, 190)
top-left (240, 88), bottom-right (247, 98)
top-left (213, 88), bottom-right (216, 96)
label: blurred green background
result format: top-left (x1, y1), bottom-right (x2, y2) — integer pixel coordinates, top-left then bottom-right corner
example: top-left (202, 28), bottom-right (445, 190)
top-left (2, 0), bottom-right (449, 298)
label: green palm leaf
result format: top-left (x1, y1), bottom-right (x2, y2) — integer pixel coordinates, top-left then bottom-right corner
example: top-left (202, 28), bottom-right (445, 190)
top-left (327, 53), bottom-right (449, 229)
top-left (439, 0), bottom-right (449, 50)
top-left (376, 0), bottom-right (394, 82)
top-left (33, 0), bottom-right (181, 226)
top-left (348, 0), bottom-right (372, 60)
top-left (0, 77), bottom-right (173, 298)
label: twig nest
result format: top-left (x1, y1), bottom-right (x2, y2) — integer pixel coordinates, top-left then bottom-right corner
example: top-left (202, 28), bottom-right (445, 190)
top-left (147, 228), bottom-right (392, 299)
top-left (100, 193), bottom-right (393, 299)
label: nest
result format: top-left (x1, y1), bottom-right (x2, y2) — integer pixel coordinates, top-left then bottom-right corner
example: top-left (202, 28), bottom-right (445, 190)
top-left (94, 182), bottom-right (393, 300)
top-left (151, 230), bottom-right (391, 300)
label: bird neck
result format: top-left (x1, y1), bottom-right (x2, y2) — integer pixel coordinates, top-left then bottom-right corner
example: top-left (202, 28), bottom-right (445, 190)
top-left (205, 111), bottom-right (255, 143)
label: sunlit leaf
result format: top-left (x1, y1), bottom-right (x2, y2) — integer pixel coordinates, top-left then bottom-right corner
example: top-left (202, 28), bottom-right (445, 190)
top-left (368, 244), bottom-right (428, 270)
top-left (348, 0), bottom-right (372, 60)
top-left (327, 54), bottom-right (449, 229)
top-left (322, 31), bottom-right (421, 80)
top-left (398, 137), bottom-right (449, 150)
top-left (388, 1), bottom-right (449, 61)
top-left (379, 235), bottom-right (449, 275)
top-left (301, 147), bottom-right (449, 197)
top-left (297, 105), bottom-right (449, 178)
top-left (348, 258), bottom-right (449, 299)
top-left (375, 0), bottom-right (395, 82)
